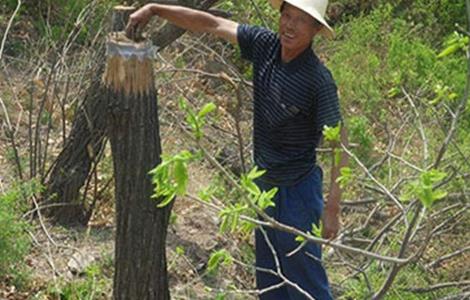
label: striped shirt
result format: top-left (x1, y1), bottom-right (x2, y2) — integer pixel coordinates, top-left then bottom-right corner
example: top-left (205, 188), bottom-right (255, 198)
top-left (237, 24), bottom-right (342, 186)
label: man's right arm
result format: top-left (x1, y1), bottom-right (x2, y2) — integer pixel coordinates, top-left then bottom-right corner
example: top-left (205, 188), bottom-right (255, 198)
top-left (126, 4), bottom-right (239, 44)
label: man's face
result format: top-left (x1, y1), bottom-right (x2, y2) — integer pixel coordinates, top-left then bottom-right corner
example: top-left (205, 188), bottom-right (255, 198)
top-left (279, 2), bottom-right (321, 51)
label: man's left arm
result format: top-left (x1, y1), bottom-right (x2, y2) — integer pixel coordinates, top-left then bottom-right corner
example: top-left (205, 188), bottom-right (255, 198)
top-left (322, 125), bottom-right (348, 239)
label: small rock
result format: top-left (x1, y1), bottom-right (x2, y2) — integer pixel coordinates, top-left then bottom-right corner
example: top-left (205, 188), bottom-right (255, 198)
top-left (67, 252), bottom-right (96, 276)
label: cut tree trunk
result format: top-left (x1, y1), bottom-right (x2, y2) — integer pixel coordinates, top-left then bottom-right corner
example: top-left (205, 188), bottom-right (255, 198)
top-left (104, 34), bottom-right (172, 299)
top-left (45, 0), bottom-right (220, 226)
top-left (44, 65), bottom-right (108, 225)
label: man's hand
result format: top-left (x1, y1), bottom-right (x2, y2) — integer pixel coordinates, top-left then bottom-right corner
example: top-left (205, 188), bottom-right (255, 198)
top-left (321, 201), bottom-right (340, 239)
top-left (125, 4), bottom-right (238, 44)
top-left (125, 5), bottom-right (155, 38)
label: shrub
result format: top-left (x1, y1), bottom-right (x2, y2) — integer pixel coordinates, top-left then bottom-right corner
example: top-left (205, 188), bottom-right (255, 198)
top-left (0, 181), bottom-right (38, 283)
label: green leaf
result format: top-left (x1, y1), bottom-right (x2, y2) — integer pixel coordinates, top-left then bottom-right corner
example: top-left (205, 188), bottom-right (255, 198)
top-left (257, 191), bottom-right (275, 210)
top-left (242, 180), bottom-right (261, 196)
top-left (178, 97), bottom-right (187, 110)
top-left (215, 293), bottom-right (226, 300)
top-left (432, 190), bottom-right (447, 201)
top-left (336, 167), bottom-right (353, 189)
top-left (312, 222), bottom-right (323, 237)
top-left (156, 193), bottom-right (176, 208)
top-left (240, 220), bottom-right (257, 233)
top-left (150, 150), bottom-right (196, 208)
top-left (173, 161), bottom-right (188, 196)
top-left (334, 148), bottom-right (342, 166)
top-left (265, 187), bottom-right (278, 200)
top-left (424, 169), bottom-right (447, 182)
top-left (247, 166), bottom-right (266, 180)
top-left (437, 43), bottom-right (461, 58)
top-left (219, 212), bottom-right (231, 233)
top-left (407, 169), bottom-right (448, 209)
top-left (295, 235), bottom-right (305, 242)
top-left (197, 102), bottom-right (217, 118)
top-left (198, 186), bottom-right (214, 202)
top-left (256, 188), bottom-right (277, 210)
top-left (175, 246), bottom-right (185, 256)
top-left (207, 249), bottom-right (233, 272)
top-left (437, 32), bottom-right (468, 58)
top-left (387, 86), bottom-right (400, 98)
top-left (323, 124), bottom-right (341, 142)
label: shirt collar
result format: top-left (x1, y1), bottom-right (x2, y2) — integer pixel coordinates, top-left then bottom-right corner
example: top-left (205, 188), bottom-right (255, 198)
top-left (276, 42), bottom-right (319, 72)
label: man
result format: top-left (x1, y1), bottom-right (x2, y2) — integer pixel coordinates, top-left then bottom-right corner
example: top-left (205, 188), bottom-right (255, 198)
top-left (127, 0), bottom-right (348, 299)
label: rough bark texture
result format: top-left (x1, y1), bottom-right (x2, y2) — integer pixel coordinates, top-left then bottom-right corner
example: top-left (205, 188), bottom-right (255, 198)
top-left (105, 40), bottom-right (172, 299)
top-left (45, 0), bottom-right (220, 226)
top-left (45, 63), bottom-right (107, 225)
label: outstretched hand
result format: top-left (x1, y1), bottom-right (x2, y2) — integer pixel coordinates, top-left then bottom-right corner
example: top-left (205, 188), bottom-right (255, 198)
top-left (125, 5), bottom-right (154, 39)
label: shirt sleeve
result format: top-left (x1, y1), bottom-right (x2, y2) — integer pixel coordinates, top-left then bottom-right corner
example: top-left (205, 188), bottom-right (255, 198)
top-left (237, 24), bottom-right (273, 62)
top-left (314, 83), bottom-right (342, 133)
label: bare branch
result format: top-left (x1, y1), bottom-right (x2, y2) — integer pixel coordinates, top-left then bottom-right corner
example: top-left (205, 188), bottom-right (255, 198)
top-left (426, 245), bottom-right (470, 269)
top-left (0, 0), bottom-right (22, 61)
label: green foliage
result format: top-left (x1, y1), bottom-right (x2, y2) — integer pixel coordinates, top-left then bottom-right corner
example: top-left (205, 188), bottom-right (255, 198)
top-left (401, 169), bottom-right (448, 209)
top-left (219, 203), bottom-right (248, 233)
top-left (198, 184), bottom-right (221, 203)
top-left (330, 3), bottom-right (466, 114)
top-left (322, 123), bottom-right (344, 166)
top-left (207, 249), bottom-right (233, 273)
top-left (179, 98), bottom-right (217, 141)
top-left (31, 0), bottom-right (117, 45)
top-left (220, 0), bottom-right (279, 30)
top-left (240, 166), bottom-right (277, 210)
top-left (438, 32), bottom-right (469, 59)
top-left (348, 115), bottom-right (374, 161)
top-left (215, 292), bottom-right (226, 300)
top-left (311, 222), bottom-right (323, 238)
top-left (175, 246), bottom-right (185, 256)
top-left (323, 124), bottom-right (341, 143)
top-left (340, 262), bottom-right (460, 299)
top-left (149, 150), bottom-right (197, 208)
top-left (0, 180), bottom-right (42, 282)
top-left (326, 2), bottom-right (467, 186)
top-left (394, 0), bottom-right (467, 40)
top-left (430, 83), bottom-right (459, 105)
top-left (46, 263), bottom-right (111, 300)
top-left (150, 99), bottom-right (217, 207)
top-left (295, 222), bottom-right (322, 243)
top-left (207, 249), bottom-right (233, 272)
top-left (336, 167), bottom-right (353, 189)
top-left (0, 0), bottom-right (27, 16)
top-left (219, 166), bottom-right (277, 234)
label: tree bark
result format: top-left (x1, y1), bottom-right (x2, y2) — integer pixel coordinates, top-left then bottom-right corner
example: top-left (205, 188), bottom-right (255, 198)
top-left (45, 0), bottom-right (220, 226)
top-left (44, 61), bottom-right (107, 225)
top-left (104, 35), bottom-right (172, 299)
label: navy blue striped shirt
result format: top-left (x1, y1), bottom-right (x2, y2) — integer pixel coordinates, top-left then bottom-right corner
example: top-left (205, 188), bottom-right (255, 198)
top-left (237, 24), bottom-right (342, 186)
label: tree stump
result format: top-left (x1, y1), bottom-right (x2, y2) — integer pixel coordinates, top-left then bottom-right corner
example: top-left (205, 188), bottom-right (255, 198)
top-left (44, 1), bottom-right (220, 227)
top-left (104, 34), bottom-right (172, 299)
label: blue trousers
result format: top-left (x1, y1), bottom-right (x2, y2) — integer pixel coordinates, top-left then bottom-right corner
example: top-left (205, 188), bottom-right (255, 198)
top-left (255, 166), bottom-right (333, 300)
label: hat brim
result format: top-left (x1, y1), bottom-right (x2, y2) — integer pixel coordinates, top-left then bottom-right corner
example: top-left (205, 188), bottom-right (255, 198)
top-left (269, 0), bottom-right (335, 39)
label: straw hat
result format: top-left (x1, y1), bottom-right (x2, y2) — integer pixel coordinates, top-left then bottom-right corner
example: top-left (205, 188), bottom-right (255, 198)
top-left (269, 0), bottom-right (335, 38)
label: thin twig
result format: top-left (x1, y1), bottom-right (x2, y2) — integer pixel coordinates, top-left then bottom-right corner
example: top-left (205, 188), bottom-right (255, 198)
top-left (372, 204), bottom-right (423, 300)
top-left (402, 87), bottom-right (429, 165)
top-left (0, 0), bottom-right (22, 61)
top-left (341, 144), bottom-right (405, 212)
top-left (406, 281), bottom-right (470, 293)
top-left (426, 245), bottom-right (470, 269)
